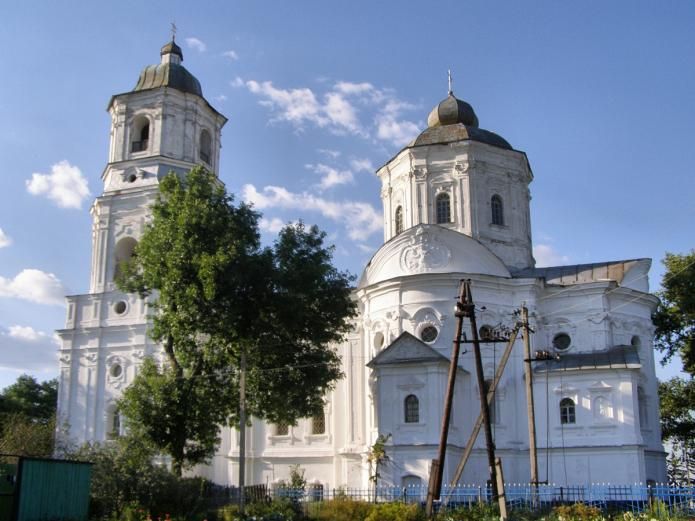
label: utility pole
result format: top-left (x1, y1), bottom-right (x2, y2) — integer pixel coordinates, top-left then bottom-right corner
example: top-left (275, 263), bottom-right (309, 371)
top-left (425, 280), bottom-right (467, 518)
top-left (238, 352), bottom-right (247, 515)
top-left (446, 325), bottom-right (520, 493)
top-left (521, 305), bottom-right (539, 501)
top-left (463, 280), bottom-right (499, 501)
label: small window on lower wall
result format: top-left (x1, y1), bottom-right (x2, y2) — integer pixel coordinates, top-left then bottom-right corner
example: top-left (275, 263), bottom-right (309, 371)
top-left (275, 422), bottom-right (289, 436)
top-left (312, 412), bottom-right (326, 434)
top-left (560, 398), bottom-right (576, 424)
top-left (404, 394), bottom-right (419, 423)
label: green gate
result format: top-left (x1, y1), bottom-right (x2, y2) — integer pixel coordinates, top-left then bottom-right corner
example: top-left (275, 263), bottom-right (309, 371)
top-left (1, 456), bottom-right (91, 521)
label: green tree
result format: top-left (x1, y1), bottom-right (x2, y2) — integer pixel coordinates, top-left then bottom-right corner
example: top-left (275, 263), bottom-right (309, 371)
top-left (658, 377), bottom-right (695, 484)
top-left (653, 250), bottom-right (695, 374)
top-left (0, 413), bottom-right (55, 457)
top-left (0, 374), bottom-right (57, 422)
top-left (116, 167), bottom-right (355, 475)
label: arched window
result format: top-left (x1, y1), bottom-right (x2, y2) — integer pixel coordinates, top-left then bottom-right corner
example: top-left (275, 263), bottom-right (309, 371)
top-left (114, 237), bottom-right (138, 281)
top-left (560, 398), bottom-right (576, 424)
top-left (199, 129), bottom-right (212, 164)
top-left (491, 195), bottom-right (504, 226)
top-left (404, 394), bottom-right (419, 423)
top-left (436, 193), bottom-right (451, 224)
top-left (395, 206), bottom-right (404, 234)
top-left (107, 407), bottom-right (121, 439)
top-left (312, 412), bottom-right (326, 434)
top-left (131, 116), bottom-right (150, 153)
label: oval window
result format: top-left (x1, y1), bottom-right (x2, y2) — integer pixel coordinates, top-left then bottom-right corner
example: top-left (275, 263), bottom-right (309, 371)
top-left (110, 364), bottom-right (123, 378)
top-left (114, 301), bottom-right (127, 315)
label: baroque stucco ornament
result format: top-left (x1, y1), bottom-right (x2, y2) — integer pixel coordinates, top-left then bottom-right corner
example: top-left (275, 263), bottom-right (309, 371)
top-left (399, 227), bottom-right (451, 273)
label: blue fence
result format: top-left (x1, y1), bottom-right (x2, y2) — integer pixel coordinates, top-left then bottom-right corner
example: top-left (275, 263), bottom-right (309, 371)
top-left (265, 484), bottom-right (695, 514)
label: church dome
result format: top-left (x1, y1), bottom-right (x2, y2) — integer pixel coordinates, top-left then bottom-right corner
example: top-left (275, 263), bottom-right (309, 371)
top-left (427, 93), bottom-right (479, 128)
top-left (358, 225), bottom-right (511, 289)
top-left (133, 40), bottom-right (203, 97)
top-left (407, 91), bottom-right (512, 151)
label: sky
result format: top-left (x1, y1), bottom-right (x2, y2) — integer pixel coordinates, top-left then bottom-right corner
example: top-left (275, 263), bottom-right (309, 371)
top-left (0, 1), bottom-right (693, 390)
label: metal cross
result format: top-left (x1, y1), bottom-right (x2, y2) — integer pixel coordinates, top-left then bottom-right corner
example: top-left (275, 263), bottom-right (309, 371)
top-left (448, 69), bottom-right (453, 95)
top-left (170, 22), bottom-right (177, 41)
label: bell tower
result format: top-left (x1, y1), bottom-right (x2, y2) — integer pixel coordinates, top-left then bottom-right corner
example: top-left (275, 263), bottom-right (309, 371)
top-left (57, 39), bottom-right (226, 443)
top-left (90, 39), bottom-right (227, 293)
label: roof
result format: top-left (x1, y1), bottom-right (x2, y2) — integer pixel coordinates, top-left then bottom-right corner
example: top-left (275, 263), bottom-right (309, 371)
top-left (534, 345), bottom-right (641, 373)
top-left (513, 258), bottom-right (652, 292)
top-left (407, 123), bottom-right (512, 150)
top-left (367, 332), bottom-right (451, 367)
top-left (133, 62), bottom-right (203, 97)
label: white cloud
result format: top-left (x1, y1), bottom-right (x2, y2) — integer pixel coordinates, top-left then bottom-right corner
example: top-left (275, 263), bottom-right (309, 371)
top-left (8, 325), bottom-right (47, 342)
top-left (222, 50), bottom-right (239, 60)
top-left (259, 217), bottom-right (286, 233)
top-left (318, 149), bottom-right (341, 158)
top-left (533, 244), bottom-right (571, 267)
top-left (239, 78), bottom-right (419, 144)
top-left (350, 158), bottom-right (374, 173)
top-left (0, 269), bottom-right (67, 306)
top-left (185, 37), bottom-right (207, 52)
top-left (26, 160), bottom-right (90, 209)
top-left (306, 163), bottom-right (354, 190)
top-left (356, 243), bottom-right (374, 254)
top-left (243, 184), bottom-right (382, 241)
top-left (0, 227), bottom-right (11, 248)
top-left (230, 76), bottom-right (245, 88)
top-left (0, 326), bottom-right (59, 373)
top-left (214, 94), bottom-right (228, 102)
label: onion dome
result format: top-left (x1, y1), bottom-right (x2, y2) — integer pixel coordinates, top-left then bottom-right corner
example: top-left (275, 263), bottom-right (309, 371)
top-left (133, 40), bottom-right (203, 97)
top-left (407, 90), bottom-right (512, 150)
top-left (427, 93), bottom-right (479, 128)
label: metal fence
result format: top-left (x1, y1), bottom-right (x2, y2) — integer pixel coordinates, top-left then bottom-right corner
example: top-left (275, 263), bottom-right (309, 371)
top-left (247, 483), bottom-right (695, 514)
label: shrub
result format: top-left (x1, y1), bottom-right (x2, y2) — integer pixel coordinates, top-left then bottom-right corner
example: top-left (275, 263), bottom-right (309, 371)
top-left (217, 498), bottom-right (301, 521)
top-left (364, 502), bottom-right (426, 521)
top-left (309, 497), bottom-right (374, 521)
top-left (439, 503), bottom-right (500, 521)
top-left (551, 503), bottom-right (603, 521)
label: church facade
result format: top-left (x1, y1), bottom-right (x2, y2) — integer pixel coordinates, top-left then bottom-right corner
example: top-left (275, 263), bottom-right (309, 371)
top-left (56, 41), bottom-right (667, 491)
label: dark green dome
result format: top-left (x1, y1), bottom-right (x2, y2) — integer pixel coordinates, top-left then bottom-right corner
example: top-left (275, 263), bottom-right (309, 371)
top-left (133, 40), bottom-right (203, 97)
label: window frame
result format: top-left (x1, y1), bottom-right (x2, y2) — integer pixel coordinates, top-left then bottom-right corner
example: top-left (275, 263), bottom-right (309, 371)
top-left (560, 397), bottom-right (576, 425)
top-left (435, 192), bottom-right (451, 224)
top-left (491, 194), bottom-right (505, 226)
top-left (404, 394), bottom-right (420, 423)
top-left (395, 206), bottom-right (404, 234)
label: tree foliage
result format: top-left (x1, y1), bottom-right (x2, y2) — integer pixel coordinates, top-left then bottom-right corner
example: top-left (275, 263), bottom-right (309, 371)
top-left (0, 374), bottom-right (57, 423)
top-left (116, 167), bottom-right (355, 475)
top-left (658, 377), bottom-right (695, 484)
top-left (0, 375), bottom-right (58, 457)
top-left (653, 251), bottom-right (695, 374)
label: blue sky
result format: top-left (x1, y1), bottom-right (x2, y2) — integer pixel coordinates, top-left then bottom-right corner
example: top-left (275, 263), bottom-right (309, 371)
top-left (0, 1), bottom-right (693, 390)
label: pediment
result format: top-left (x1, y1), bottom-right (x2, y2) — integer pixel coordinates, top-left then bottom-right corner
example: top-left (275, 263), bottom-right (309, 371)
top-left (367, 332), bottom-right (450, 367)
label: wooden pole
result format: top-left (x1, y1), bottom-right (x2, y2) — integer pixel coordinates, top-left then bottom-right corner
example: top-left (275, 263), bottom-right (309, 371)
top-left (445, 326), bottom-right (520, 494)
top-left (495, 458), bottom-right (508, 521)
top-left (464, 280), bottom-right (499, 501)
top-left (238, 352), bottom-right (247, 515)
top-left (425, 280), bottom-right (467, 518)
top-left (521, 305), bottom-right (539, 502)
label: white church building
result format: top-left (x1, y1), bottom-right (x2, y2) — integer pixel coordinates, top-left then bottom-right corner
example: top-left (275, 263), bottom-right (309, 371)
top-left (56, 40), bottom-right (667, 490)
